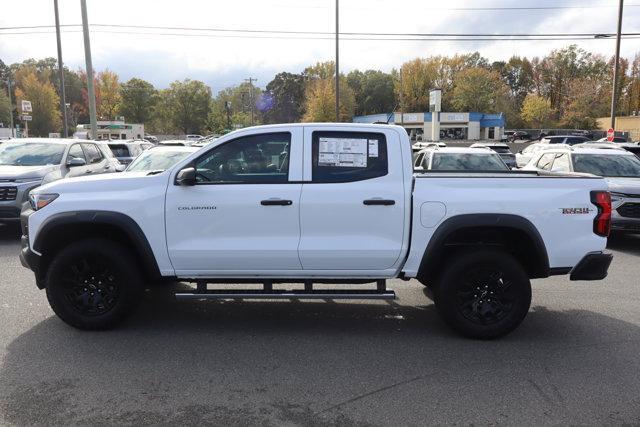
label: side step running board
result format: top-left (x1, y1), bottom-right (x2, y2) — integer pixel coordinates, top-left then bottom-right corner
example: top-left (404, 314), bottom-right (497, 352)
top-left (175, 279), bottom-right (396, 300)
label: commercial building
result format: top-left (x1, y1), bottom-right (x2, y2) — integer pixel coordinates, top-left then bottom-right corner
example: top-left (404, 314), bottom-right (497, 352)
top-left (597, 116), bottom-right (640, 141)
top-left (353, 112), bottom-right (505, 141)
top-left (75, 119), bottom-right (144, 140)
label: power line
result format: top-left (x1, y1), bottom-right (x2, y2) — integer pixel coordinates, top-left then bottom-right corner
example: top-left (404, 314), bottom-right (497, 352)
top-left (2, 27), bottom-right (640, 41)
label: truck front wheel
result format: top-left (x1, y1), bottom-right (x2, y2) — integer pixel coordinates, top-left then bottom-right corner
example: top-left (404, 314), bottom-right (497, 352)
top-left (45, 238), bottom-right (143, 330)
top-left (433, 249), bottom-right (531, 339)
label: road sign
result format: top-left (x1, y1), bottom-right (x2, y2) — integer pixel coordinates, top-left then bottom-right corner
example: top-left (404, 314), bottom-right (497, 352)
top-left (21, 115), bottom-right (32, 121)
top-left (21, 100), bottom-right (32, 113)
top-left (607, 128), bottom-right (615, 141)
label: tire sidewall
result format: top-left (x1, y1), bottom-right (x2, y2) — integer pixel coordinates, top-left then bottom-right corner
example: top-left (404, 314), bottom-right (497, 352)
top-left (434, 249), bottom-right (532, 339)
top-left (45, 239), bottom-right (143, 330)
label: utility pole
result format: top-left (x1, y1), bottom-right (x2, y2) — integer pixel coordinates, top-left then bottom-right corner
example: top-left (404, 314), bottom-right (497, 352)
top-left (80, 0), bottom-right (97, 139)
top-left (6, 79), bottom-right (15, 137)
top-left (335, 0), bottom-right (340, 122)
top-left (54, 0), bottom-right (68, 137)
top-left (244, 77), bottom-right (256, 126)
top-left (610, 0), bottom-right (624, 129)
top-left (399, 68), bottom-right (404, 126)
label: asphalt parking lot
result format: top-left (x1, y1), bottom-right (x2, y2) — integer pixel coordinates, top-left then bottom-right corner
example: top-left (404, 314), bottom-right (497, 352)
top-left (0, 224), bottom-right (639, 425)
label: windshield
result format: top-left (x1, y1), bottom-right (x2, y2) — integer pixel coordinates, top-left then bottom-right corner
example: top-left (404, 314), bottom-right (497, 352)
top-left (0, 142), bottom-right (66, 166)
top-left (126, 150), bottom-right (191, 172)
top-left (431, 153), bottom-right (508, 171)
top-left (572, 154), bottom-right (640, 177)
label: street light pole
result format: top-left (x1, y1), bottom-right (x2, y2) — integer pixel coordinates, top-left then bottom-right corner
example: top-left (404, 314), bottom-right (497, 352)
top-left (335, 0), bottom-right (340, 122)
top-left (6, 79), bottom-right (15, 137)
top-left (54, 0), bottom-right (68, 137)
top-left (80, 0), bottom-right (97, 139)
top-left (610, 0), bottom-right (624, 129)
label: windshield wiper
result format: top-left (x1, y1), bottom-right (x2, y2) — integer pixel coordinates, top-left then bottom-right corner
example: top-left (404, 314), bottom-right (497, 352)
top-left (146, 170), bottom-right (165, 175)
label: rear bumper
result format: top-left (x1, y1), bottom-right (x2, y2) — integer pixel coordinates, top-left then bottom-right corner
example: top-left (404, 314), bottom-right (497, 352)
top-left (569, 252), bottom-right (613, 281)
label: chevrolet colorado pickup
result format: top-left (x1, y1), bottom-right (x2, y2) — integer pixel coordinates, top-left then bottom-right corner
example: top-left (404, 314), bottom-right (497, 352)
top-left (20, 124), bottom-right (613, 338)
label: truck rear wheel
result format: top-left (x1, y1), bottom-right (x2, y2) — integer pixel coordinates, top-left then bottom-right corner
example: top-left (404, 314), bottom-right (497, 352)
top-left (433, 249), bottom-right (531, 339)
top-left (45, 238), bottom-right (143, 330)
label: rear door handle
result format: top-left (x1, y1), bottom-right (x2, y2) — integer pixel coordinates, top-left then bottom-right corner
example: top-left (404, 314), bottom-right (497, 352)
top-left (261, 199), bottom-right (293, 206)
top-left (85, 170), bottom-right (93, 174)
top-left (363, 199), bottom-right (395, 206)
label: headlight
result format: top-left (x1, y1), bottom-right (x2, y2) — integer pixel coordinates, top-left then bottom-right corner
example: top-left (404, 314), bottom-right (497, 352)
top-left (29, 193), bottom-right (59, 211)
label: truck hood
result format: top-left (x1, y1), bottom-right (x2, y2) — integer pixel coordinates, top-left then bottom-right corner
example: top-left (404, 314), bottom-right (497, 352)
top-left (33, 170), bottom-right (165, 194)
top-left (604, 177), bottom-right (640, 195)
top-left (0, 165), bottom-right (58, 181)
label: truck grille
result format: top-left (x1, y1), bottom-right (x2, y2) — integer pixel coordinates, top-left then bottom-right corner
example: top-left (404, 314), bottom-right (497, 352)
top-left (617, 202), bottom-right (640, 219)
top-left (0, 186), bottom-right (17, 201)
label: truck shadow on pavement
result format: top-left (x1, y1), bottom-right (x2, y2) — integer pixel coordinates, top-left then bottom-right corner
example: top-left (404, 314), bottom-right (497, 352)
top-left (2, 283), bottom-right (640, 425)
top-left (607, 233), bottom-right (640, 256)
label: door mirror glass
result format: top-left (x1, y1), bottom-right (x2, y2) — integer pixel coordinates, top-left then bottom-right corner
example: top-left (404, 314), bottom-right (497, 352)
top-left (176, 167), bottom-right (196, 186)
top-left (66, 157), bottom-right (86, 167)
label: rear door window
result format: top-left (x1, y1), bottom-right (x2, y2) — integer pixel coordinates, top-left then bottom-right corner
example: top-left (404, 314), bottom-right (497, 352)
top-left (311, 131), bottom-right (388, 183)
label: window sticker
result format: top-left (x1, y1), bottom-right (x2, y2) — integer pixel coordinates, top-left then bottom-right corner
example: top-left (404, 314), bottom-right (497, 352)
top-left (368, 139), bottom-right (379, 157)
top-left (318, 137), bottom-right (367, 167)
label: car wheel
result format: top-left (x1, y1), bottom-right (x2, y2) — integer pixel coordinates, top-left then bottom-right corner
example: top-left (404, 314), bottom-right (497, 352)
top-left (45, 238), bottom-right (143, 330)
top-left (433, 249), bottom-right (531, 339)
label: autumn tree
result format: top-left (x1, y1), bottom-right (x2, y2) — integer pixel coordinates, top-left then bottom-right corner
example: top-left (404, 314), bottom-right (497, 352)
top-left (302, 61), bottom-right (354, 122)
top-left (96, 70), bottom-right (121, 120)
top-left (119, 78), bottom-right (157, 124)
top-left (0, 89), bottom-right (11, 127)
top-left (521, 94), bottom-right (553, 128)
top-left (451, 68), bottom-right (509, 112)
top-left (14, 70), bottom-right (61, 136)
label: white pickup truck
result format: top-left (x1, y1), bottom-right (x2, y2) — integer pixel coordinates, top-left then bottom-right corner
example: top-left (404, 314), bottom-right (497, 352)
top-left (20, 123), bottom-right (613, 339)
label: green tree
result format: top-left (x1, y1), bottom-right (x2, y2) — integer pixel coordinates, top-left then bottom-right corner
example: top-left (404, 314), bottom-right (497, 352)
top-left (119, 78), bottom-right (157, 124)
top-left (347, 69), bottom-right (396, 115)
top-left (262, 72), bottom-right (304, 123)
top-left (0, 89), bottom-right (11, 127)
top-left (521, 94), bottom-right (553, 128)
top-left (164, 79), bottom-right (211, 134)
top-left (14, 70), bottom-right (61, 136)
top-left (451, 68), bottom-right (509, 112)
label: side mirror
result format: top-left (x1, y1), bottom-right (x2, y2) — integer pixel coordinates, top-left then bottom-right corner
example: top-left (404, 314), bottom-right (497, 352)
top-left (176, 167), bottom-right (196, 186)
top-left (66, 157), bottom-right (86, 167)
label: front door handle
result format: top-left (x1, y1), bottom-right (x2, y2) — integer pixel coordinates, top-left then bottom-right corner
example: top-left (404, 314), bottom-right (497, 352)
top-left (363, 199), bottom-right (395, 206)
top-left (261, 199), bottom-right (293, 206)
top-left (85, 170), bottom-right (93, 174)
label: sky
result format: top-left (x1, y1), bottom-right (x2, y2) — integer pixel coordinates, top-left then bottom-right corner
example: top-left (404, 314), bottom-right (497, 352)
top-left (1, 0), bottom-right (640, 93)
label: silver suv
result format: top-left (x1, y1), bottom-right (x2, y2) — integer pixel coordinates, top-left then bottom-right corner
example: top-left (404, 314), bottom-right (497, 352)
top-left (0, 138), bottom-right (116, 222)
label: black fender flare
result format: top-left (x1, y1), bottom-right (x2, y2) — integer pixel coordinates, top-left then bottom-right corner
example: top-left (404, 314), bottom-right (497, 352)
top-left (33, 210), bottom-right (161, 280)
top-left (417, 213), bottom-right (550, 280)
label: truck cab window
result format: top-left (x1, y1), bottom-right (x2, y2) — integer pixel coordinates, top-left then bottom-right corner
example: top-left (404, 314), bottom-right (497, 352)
top-left (312, 131), bottom-right (387, 183)
top-left (195, 132), bottom-right (291, 184)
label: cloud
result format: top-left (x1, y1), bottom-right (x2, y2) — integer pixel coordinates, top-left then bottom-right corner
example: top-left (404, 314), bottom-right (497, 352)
top-left (1, 0), bottom-right (639, 90)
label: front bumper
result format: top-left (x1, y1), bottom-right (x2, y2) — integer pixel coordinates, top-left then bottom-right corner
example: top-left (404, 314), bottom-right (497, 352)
top-left (18, 206), bottom-right (44, 288)
top-left (0, 181), bottom-right (42, 222)
top-left (569, 252), bottom-right (613, 281)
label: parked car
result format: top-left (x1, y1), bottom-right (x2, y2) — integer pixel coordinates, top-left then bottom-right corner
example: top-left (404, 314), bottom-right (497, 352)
top-left (143, 134), bottom-right (159, 144)
top-left (21, 123), bottom-right (612, 339)
top-left (523, 146), bottom-right (640, 233)
top-left (539, 135), bottom-right (591, 145)
top-left (106, 140), bottom-right (149, 166)
top-left (509, 131), bottom-right (532, 142)
top-left (185, 134), bottom-right (204, 143)
top-left (469, 142), bottom-right (517, 168)
top-left (515, 143), bottom-right (571, 168)
top-left (158, 140), bottom-right (188, 147)
top-left (414, 147), bottom-right (510, 172)
top-left (597, 136), bottom-right (628, 143)
top-left (125, 146), bottom-right (198, 173)
top-left (0, 138), bottom-right (116, 222)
